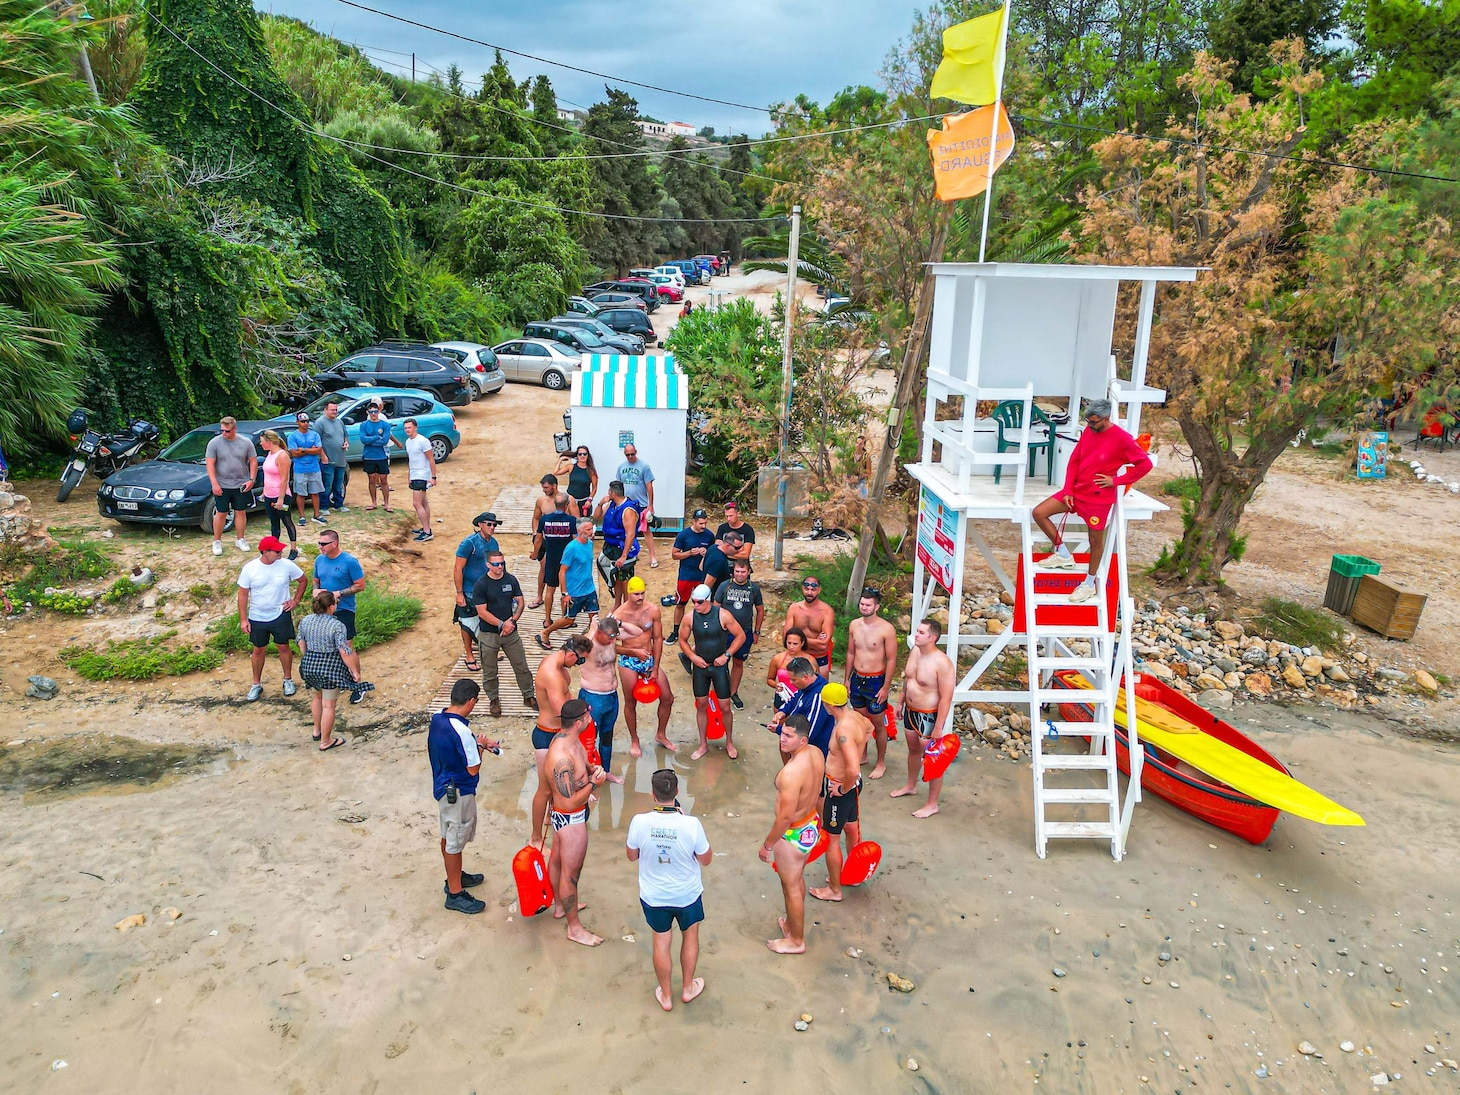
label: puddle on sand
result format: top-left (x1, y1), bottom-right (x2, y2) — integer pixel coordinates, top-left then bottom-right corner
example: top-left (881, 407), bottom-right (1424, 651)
top-left (479, 744), bottom-right (750, 833)
top-left (0, 733), bottom-right (230, 802)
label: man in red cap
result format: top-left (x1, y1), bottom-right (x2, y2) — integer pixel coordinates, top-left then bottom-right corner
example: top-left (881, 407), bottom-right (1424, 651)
top-left (238, 535), bottom-right (309, 702)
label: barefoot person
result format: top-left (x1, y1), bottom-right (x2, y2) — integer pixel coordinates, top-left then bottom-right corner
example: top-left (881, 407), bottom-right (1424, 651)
top-left (809, 683), bottom-right (870, 903)
top-left (785, 575), bottom-right (836, 677)
top-left (579, 614), bottom-right (641, 777)
top-left (714, 560), bottom-right (763, 709)
top-left (531, 636), bottom-right (595, 843)
top-left (1032, 398), bottom-right (1152, 603)
top-left (759, 715), bottom-right (826, 954)
top-left (844, 586), bottom-right (898, 779)
top-left (890, 619), bottom-right (956, 818)
top-left (544, 698), bottom-right (605, 946)
top-left (626, 768), bottom-right (712, 1011)
top-left (614, 576), bottom-right (675, 754)
top-left (677, 584), bottom-right (746, 761)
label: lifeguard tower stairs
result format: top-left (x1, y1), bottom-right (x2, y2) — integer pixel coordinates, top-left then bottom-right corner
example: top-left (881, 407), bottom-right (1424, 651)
top-left (905, 263), bottom-right (1199, 859)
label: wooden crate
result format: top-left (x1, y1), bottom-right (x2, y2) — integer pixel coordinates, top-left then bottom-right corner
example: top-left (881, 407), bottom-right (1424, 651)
top-left (1350, 574), bottom-right (1427, 640)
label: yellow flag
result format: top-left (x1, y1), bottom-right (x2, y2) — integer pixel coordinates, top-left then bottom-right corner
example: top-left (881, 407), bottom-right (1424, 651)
top-left (929, 8), bottom-right (1007, 106)
top-left (926, 103), bottom-right (1016, 201)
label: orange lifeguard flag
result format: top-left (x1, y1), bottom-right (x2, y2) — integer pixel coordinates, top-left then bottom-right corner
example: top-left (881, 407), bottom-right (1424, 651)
top-left (926, 103), bottom-right (1016, 201)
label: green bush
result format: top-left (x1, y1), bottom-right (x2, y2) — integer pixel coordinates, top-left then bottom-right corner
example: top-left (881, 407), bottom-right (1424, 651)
top-left (1162, 476), bottom-right (1201, 501)
top-left (102, 576), bottom-right (140, 603)
top-left (60, 633), bottom-right (224, 681)
top-left (4, 541), bottom-right (112, 604)
top-left (1252, 597), bottom-right (1344, 652)
top-left (36, 590), bottom-right (95, 615)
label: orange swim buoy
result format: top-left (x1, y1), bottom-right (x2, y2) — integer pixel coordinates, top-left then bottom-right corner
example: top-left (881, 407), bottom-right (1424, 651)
top-left (885, 706), bottom-right (898, 741)
top-left (840, 840), bottom-right (883, 886)
top-left (578, 719), bottom-right (603, 769)
top-left (706, 692), bottom-right (726, 741)
top-left (632, 675), bottom-right (660, 704)
top-left (921, 733), bottom-right (961, 781)
top-left (512, 845), bottom-right (554, 916)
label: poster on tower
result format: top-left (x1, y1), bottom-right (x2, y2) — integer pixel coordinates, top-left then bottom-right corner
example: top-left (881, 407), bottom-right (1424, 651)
top-left (916, 486), bottom-right (959, 593)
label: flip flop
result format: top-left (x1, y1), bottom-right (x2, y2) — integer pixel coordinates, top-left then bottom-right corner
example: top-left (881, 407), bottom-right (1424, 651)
top-left (320, 737), bottom-right (347, 752)
top-left (463, 658), bottom-right (482, 672)
top-left (534, 634), bottom-right (553, 650)
top-left (384, 506), bottom-right (394, 513)
top-left (312, 731), bottom-right (321, 741)
top-left (527, 600), bottom-right (544, 610)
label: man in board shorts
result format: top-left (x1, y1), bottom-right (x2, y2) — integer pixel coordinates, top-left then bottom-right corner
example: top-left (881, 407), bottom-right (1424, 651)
top-left (1033, 398), bottom-right (1152, 603)
top-left (890, 618), bottom-right (956, 819)
top-left (844, 585), bottom-right (899, 779)
top-left (614, 576), bottom-right (675, 754)
top-left (809, 683), bottom-right (871, 903)
top-left (530, 637), bottom-right (594, 847)
top-left (713, 560), bottom-right (763, 709)
top-left (540, 518), bottom-right (599, 646)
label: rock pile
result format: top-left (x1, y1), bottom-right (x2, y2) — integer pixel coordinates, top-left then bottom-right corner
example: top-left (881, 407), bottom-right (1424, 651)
top-left (0, 485), bottom-right (52, 553)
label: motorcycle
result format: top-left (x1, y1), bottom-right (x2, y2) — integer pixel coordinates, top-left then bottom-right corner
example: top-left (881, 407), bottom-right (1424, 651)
top-left (57, 410), bottom-right (161, 502)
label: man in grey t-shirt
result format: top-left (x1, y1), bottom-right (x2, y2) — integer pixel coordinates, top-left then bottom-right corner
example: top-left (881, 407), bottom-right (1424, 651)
top-left (617, 442), bottom-right (658, 568)
top-left (317, 400), bottom-right (349, 516)
top-left (205, 416), bottom-right (259, 556)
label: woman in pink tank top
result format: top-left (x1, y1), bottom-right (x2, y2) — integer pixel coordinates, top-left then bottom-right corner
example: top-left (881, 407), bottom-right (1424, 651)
top-left (259, 431), bottom-right (298, 560)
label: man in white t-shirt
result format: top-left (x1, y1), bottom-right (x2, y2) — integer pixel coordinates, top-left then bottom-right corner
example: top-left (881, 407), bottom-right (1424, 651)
top-left (402, 417), bottom-right (437, 542)
top-left (625, 768), bottom-right (712, 1012)
top-left (237, 535), bottom-right (309, 702)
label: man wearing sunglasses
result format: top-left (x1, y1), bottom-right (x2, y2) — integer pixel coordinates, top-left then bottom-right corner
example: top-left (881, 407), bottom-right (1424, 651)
top-left (1033, 399), bottom-right (1153, 604)
top-left (470, 551), bottom-right (538, 718)
top-left (784, 576), bottom-right (836, 678)
top-left (453, 513), bottom-right (500, 671)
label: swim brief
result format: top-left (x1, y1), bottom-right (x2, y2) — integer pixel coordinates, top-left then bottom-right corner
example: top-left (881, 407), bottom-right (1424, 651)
top-left (848, 671), bottom-right (887, 714)
top-left (823, 777), bottom-right (861, 835)
top-left (903, 707), bottom-right (939, 740)
top-left (550, 804), bottom-right (590, 831)
top-left (618, 654), bottom-right (655, 676)
top-left (531, 726), bottom-right (557, 750)
top-left (782, 810), bottom-right (821, 854)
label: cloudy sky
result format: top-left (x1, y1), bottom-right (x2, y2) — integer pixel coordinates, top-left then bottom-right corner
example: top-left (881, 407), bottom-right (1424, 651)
top-left (258, 0), bottom-right (926, 134)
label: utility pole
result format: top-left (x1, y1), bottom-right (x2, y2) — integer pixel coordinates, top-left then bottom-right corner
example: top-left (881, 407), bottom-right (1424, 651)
top-left (772, 204), bottom-right (802, 571)
top-left (844, 204), bottom-right (952, 612)
top-left (412, 52), bottom-right (416, 84)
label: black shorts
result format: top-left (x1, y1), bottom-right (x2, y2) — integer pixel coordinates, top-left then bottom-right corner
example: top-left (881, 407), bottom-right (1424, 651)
top-left (362, 459), bottom-right (389, 476)
top-left (249, 612), bottom-right (296, 648)
top-left (732, 638), bottom-right (754, 661)
top-left (691, 662), bottom-right (731, 699)
top-left (409, 478), bottom-right (430, 492)
top-left (823, 778), bottom-right (861, 835)
top-left (849, 671), bottom-right (888, 714)
top-left (615, 559), bottom-right (637, 583)
top-left (904, 707), bottom-right (939, 739)
top-left (454, 602), bottom-right (477, 632)
top-left (542, 556), bottom-right (565, 587)
top-left (218, 486), bottom-right (253, 514)
top-left (334, 608), bottom-right (356, 640)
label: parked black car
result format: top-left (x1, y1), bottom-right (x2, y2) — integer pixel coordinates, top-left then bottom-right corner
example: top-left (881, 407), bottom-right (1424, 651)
top-left (549, 315), bottom-right (645, 354)
top-left (582, 280), bottom-right (660, 311)
top-left (309, 342), bottom-right (473, 407)
top-left (524, 320), bottom-right (640, 357)
top-left (594, 307), bottom-right (658, 345)
top-left (98, 424), bottom-right (267, 532)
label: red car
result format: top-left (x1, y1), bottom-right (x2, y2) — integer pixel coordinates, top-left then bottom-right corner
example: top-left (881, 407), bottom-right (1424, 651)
top-left (646, 275), bottom-right (684, 303)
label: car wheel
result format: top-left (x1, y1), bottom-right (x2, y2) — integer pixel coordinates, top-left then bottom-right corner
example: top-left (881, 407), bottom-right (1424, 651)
top-left (430, 436), bottom-right (453, 463)
top-left (200, 497), bottom-right (236, 534)
top-left (542, 369), bottom-right (566, 391)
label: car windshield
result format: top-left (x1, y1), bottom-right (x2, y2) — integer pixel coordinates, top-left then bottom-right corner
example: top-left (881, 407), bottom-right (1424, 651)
top-left (433, 346), bottom-right (466, 364)
top-left (158, 428), bottom-right (217, 463)
top-left (574, 329), bottom-right (606, 347)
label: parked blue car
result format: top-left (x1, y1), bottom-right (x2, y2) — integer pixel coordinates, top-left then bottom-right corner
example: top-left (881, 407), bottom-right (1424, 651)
top-left (268, 387), bottom-right (462, 463)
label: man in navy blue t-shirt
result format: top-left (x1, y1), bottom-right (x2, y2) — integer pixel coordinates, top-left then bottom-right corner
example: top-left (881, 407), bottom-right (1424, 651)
top-left (769, 657), bottom-right (833, 759)
top-left (428, 679), bottom-right (501, 914)
top-left (669, 508), bottom-right (717, 642)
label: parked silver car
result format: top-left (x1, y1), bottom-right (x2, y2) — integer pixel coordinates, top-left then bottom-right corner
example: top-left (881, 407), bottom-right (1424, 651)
top-left (430, 341), bottom-right (507, 399)
top-left (490, 337), bottom-right (581, 390)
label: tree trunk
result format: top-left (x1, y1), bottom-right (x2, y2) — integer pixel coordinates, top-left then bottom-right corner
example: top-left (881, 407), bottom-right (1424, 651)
top-left (1155, 411), bottom-right (1297, 586)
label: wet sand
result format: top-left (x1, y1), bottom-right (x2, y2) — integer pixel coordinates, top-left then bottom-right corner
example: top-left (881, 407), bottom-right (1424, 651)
top-left (1, 691), bottom-right (1456, 1092)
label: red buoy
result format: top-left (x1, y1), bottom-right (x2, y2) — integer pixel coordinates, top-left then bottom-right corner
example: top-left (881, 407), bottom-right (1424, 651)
top-left (512, 845), bottom-right (553, 916)
top-left (840, 840), bottom-right (883, 886)
top-left (706, 692), bottom-right (726, 740)
top-left (632, 675), bottom-right (660, 704)
top-left (921, 733), bottom-right (961, 781)
top-left (885, 706), bottom-right (898, 741)
top-left (578, 719), bottom-right (603, 769)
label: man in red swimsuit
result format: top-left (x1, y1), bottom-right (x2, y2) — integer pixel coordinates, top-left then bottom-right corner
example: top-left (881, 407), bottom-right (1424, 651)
top-left (1032, 399), bottom-right (1152, 603)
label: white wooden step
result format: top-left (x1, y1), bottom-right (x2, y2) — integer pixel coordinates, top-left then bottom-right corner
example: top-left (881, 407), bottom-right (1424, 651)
top-left (1044, 820), bottom-right (1118, 839)
top-left (1041, 788), bottom-right (1119, 804)
top-left (1041, 720), bottom-right (1114, 738)
top-left (1036, 657), bottom-right (1108, 671)
top-left (1037, 753), bottom-right (1114, 770)
top-left (1034, 688), bottom-right (1109, 704)
top-left (1028, 626), bottom-right (1112, 639)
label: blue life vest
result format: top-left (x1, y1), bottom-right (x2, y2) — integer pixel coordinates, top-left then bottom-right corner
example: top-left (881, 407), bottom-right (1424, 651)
top-left (602, 498), bottom-right (640, 561)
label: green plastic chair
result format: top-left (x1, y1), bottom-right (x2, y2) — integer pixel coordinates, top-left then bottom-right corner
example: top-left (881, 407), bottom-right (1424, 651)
top-left (991, 400), bottom-right (1054, 485)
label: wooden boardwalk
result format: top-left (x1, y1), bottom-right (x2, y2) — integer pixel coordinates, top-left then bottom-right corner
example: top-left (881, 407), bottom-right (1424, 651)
top-left (486, 485), bottom-right (539, 536)
top-left (428, 600), bottom-right (559, 715)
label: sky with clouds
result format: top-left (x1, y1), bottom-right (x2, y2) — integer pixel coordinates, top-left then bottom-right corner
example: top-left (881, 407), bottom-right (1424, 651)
top-left (258, 0), bottom-right (926, 134)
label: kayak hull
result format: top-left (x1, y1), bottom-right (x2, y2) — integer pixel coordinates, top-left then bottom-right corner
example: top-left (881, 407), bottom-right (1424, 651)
top-left (1055, 674), bottom-right (1284, 845)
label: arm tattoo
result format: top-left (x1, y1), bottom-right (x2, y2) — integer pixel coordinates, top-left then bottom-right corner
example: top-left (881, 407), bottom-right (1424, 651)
top-left (552, 761), bottom-right (576, 800)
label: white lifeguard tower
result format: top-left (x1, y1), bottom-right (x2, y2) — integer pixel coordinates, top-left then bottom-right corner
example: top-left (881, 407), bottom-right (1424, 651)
top-left (906, 262), bottom-right (1200, 859)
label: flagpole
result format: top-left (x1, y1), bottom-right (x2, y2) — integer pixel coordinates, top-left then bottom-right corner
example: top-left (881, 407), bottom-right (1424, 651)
top-left (977, 0), bottom-right (1013, 263)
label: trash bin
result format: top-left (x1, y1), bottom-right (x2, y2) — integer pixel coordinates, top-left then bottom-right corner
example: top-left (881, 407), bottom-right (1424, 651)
top-left (1324, 554), bottom-right (1380, 616)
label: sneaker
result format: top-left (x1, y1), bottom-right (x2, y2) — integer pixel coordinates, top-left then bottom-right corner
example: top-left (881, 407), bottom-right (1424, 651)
top-left (444, 890), bottom-right (486, 915)
top-left (312, 516), bottom-right (328, 525)
top-left (246, 683), bottom-right (264, 701)
top-left (282, 679), bottom-right (298, 697)
top-left (666, 633), bottom-right (679, 645)
top-left (334, 505), bottom-right (350, 514)
top-left (236, 538), bottom-right (249, 552)
top-left (349, 688), bottom-right (365, 705)
top-left (443, 872), bottom-right (485, 894)
top-left (212, 540), bottom-right (224, 557)
top-left (730, 692), bottom-right (744, 710)
top-left (418, 532), bottom-right (433, 542)
top-left (287, 548), bottom-right (299, 561)
top-left (1069, 579), bottom-right (1098, 604)
top-left (1042, 548), bottom-right (1077, 570)
top-left (412, 529), bottom-right (427, 540)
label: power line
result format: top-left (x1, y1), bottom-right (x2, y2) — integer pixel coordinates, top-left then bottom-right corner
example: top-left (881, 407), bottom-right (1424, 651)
top-left (334, 0), bottom-right (785, 118)
top-left (141, 6), bottom-right (769, 224)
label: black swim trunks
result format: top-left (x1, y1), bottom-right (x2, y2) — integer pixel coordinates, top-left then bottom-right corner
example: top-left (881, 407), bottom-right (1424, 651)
top-left (848, 671), bottom-right (887, 714)
top-left (823, 777), bottom-right (861, 835)
top-left (903, 707), bottom-right (939, 740)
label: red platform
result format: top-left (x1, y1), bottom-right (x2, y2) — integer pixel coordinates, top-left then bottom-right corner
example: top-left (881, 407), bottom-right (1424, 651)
top-left (1012, 552), bottom-right (1120, 633)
